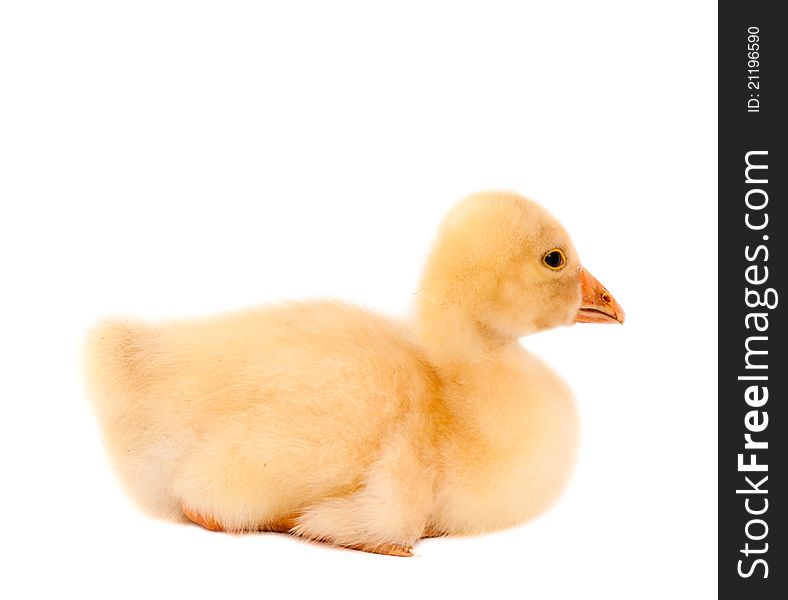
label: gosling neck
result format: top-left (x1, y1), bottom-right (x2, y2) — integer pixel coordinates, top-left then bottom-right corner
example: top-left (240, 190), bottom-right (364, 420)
top-left (417, 297), bottom-right (516, 374)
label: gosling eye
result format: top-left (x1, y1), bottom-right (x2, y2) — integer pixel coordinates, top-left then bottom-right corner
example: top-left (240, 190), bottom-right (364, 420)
top-left (542, 248), bottom-right (567, 271)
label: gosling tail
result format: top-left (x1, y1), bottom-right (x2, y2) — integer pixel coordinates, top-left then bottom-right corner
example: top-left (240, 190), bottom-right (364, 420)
top-left (83, 319), bottom-right (153, 426)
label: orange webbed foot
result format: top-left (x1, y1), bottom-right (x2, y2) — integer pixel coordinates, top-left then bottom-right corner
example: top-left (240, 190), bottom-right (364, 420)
top-left (181, 502), bottom-right (225, 532)
top-left (349, 542), bottom-right (414, 557)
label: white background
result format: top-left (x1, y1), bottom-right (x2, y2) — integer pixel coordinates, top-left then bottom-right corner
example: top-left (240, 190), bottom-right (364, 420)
top-left (1, 1), bottom-right (717, 598)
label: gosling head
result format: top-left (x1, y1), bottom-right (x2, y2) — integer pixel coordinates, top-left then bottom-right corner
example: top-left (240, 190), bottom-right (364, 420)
top-left (419, 191), bottom-right (624, 343)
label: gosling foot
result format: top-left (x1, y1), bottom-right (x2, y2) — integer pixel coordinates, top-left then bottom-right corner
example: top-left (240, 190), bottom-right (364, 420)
top-left (180, 502), bottom-right (412, 557)
top-left (181, 502), bottom-right (225, 532)
top-left (181, 502), bottom-right (300, 534)
top-left (421, 527), bottom-right (446, 539)
top-left (347, 542), bottom-right (414, 557)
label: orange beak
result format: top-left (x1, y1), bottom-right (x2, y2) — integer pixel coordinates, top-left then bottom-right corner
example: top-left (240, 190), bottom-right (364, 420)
top-left (575, 268), bottom-right (625, 324)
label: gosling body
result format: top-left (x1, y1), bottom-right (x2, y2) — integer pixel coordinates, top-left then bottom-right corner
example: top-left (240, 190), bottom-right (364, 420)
top-left (86, 191), bottom-right (623, 555)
